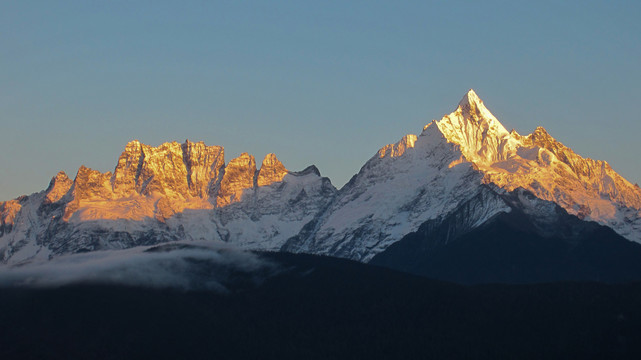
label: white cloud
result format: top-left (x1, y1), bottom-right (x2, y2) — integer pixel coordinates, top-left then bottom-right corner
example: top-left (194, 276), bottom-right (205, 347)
top-left (0, 241), bottom-right (279, 292)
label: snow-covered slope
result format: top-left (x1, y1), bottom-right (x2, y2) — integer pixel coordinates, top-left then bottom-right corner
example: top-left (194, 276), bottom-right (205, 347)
top-left (370, 185), bottom-right (641, 284)
top-left (437, 90), bottom-right (641, 241)
top-left (284, 90), bottom-right (641, 260)
top-left (282, 124), bottom-right (487, 261)
top-left (0, 142), bottom-right (335, 264)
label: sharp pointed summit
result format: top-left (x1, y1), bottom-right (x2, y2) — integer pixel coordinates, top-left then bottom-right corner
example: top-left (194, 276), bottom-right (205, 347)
top-left (452, 89), bottom-right (503, 127)
top-left (453, 89), bottom-right (505, 129)
top-left (456, 89), bottom-right (495, 119)
top-left (457, 88), bottom-right (482, 107)
top-left (433, 89), bottom-right (511, 164)
top-left (258, 153), bottom-right (288, 187)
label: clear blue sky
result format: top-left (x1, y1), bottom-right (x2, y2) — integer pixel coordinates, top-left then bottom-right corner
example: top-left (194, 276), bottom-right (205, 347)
top-left (2, 1), bottom-right (640, 200)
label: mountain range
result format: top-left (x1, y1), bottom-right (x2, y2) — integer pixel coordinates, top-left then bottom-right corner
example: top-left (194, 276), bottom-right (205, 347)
top-left (2, 89), bottom-right (640, 283)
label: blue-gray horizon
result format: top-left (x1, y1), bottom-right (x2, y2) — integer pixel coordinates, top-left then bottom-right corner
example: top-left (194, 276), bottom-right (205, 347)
top-left (2, 1), bottom-right (640, 201)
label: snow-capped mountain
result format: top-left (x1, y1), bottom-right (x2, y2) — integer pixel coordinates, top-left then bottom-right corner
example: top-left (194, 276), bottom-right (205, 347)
top-left (0, 142), bottom-right (335, 264)
top-left (284, 90), bottom-right (641, 261)
top-left (282, 123), bottom-right (487, 261)
top-left (1, 90), bottom-right (640, 266)
top-left (439, 90), bottom-right (641, 239)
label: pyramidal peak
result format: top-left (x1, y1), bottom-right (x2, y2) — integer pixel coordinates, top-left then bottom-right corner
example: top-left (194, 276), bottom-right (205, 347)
top-left (457, 88), bottom-right (483, 108)
top-left (453, 89), bottom-right (508, 133)
top-left (430, 90), bottom-right (511, 165)
top-left (433, 90), bottom-right (641, 240)
top-left (258, 153), bottom-right (288, 187)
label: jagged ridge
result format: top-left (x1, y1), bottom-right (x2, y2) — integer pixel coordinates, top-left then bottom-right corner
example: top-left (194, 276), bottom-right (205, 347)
top-left (0, 141), bottom-right (336, 263)
top-left (1, 89), bottom-right (640, 265)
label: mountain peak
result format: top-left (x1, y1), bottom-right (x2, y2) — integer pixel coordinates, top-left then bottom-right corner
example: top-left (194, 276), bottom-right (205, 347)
top-left (433, 90), bottom-right (510, 164)
top-left (44, 171), bottom-right (73, 204)
top-left (455, 89), bottom-right (499, 124)
top-left (258, 153), bottom-right (288, 187)
top-left (458, 89), bottom-right (482, 108)
top-left (216, 153), bottom-right (257, 207)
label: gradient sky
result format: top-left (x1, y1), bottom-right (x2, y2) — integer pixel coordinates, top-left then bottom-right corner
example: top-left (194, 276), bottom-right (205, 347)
top-left (2, 1), bottom-right (640, 201)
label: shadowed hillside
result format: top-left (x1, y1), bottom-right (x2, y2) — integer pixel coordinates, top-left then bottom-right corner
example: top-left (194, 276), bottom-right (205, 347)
top-left (1, 252), bottom-right (640, 359)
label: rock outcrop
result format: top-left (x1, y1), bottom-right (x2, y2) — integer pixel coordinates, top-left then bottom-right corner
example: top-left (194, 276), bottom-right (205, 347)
top-left (0, 141), bottom-right (336, 263)
top-left (217, 153), bottom-right (257, 207)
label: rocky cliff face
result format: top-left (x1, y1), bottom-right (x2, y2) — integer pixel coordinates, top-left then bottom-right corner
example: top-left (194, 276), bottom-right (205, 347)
top-left (44, 172), bottom-right (73, 204)
top-left (257, 153), bottom-right (289, 187)
top-left (217, 153), bottom-right (257, 207)
top-left (110, 140), bottom-right (225, 199)
top-left (0, 142), bottom-right (336, 264)
top-left (0, 200), bottom-right (21, 237)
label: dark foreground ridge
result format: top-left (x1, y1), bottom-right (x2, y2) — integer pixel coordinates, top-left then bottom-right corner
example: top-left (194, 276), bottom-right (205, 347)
top-left (371, 187), bottom-right (641, 284)
top-left (1, 252), bottom-right (641, 359)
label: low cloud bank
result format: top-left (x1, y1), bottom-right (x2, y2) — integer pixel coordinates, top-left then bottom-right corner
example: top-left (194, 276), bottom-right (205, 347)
top-left (0, 241), bottom-right (279, 292)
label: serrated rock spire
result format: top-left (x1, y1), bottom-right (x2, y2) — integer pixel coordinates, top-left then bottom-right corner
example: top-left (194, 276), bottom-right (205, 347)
top-left (257, 153), bottom-right (288, 187)
top-left (217, 153), bottom-right (257, 207)
top-left (44, 171), bottom-right (73, 204)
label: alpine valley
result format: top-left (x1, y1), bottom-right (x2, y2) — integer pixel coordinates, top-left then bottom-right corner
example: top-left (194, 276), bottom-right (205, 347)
top-left (2, 90), bottom-right (641, 284)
